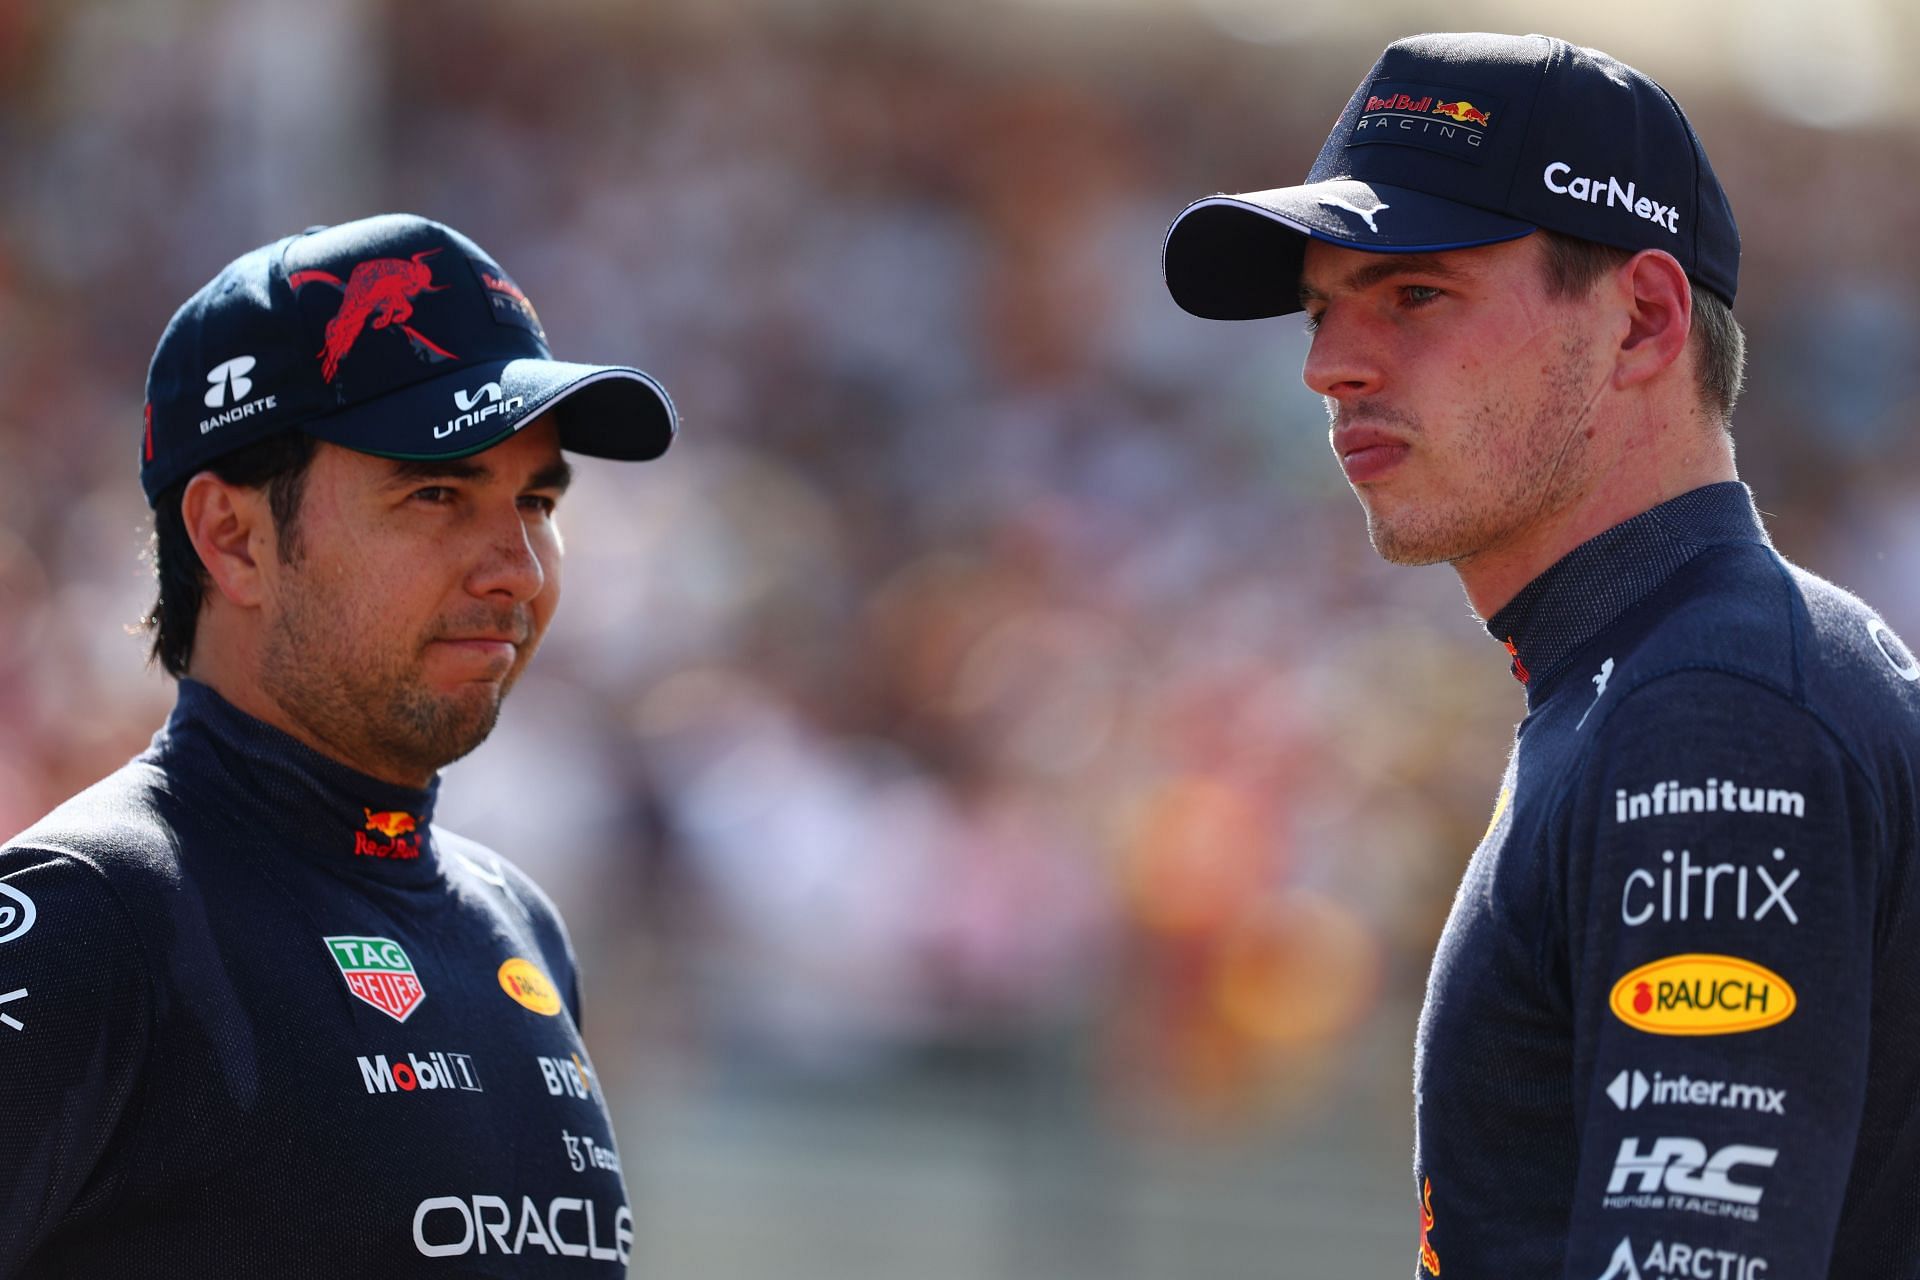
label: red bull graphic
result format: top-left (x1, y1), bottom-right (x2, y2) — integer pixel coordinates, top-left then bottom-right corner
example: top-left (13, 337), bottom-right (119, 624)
top-left (1352, 82), bottom-right (1499, 157)
top-left (1366, 91), bottom-right (1435, 114)
top-left (365, 809), bottom-right (418, 838)
top-left (1433, 100), bottom-right (1493, 126)
top-left (325, 935), bottom-right (426, 1022)
top-left (1419, 1177), bottom-right (1441, 1275)
top-left (357, 808), bottom-right (423, 860)
top-left (289, 251), bottom-right (458, 382)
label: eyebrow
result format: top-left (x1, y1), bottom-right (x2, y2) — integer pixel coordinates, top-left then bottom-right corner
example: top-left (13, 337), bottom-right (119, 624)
top-left (1297, 253), bottom-right (1468, 307)
top-left (386, 456), bottom-right (574, 494)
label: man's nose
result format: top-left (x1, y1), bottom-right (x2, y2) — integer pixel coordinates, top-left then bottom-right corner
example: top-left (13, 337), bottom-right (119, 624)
top-left (467, 510), bottom-right (547, 603)
top-left (1301, 305), bottom-right (1386, 402)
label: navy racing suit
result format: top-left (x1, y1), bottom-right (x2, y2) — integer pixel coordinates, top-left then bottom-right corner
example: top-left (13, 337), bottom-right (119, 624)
top-left (1412, 483), bottom-right (1920, 1279)
top-left (0, 680), bottom-right (631, 1276)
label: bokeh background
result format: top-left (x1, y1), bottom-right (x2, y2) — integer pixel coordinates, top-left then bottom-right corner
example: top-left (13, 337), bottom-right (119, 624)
top-left (5, 1), bottom-right (1920, 1275)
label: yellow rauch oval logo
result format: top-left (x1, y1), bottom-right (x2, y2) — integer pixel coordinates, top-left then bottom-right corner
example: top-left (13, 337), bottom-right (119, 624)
top-left (1609, 953), bottom-right (1795, 1035)
top-left (498, 957), bottom-right (562, 1017)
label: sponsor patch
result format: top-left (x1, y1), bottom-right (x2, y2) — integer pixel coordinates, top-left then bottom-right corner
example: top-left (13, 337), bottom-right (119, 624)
top-left (1615, 780), bottom-right (1805, 824)
top-left (413, 1193), bottom-right (631, 1264)
top-left (477, 267), bottom-right (546, 341)
top-left (357, 808), bottom-right (423, 860)
top-left (204, 355), bottom-right (255, 407)
top-left (1348, 79), bottom-right (1501, 164)
top-left (358, 1050), bottom-right (483, 1095)
top-left (1593, 1235), bottom-right (1769, 1280)
top-left (1605, 1068), bottom-right (1785, 1116)
top-left (1609, 954), bottom-right (1794, 1036)
top-left (434, 380), bottom-right (525, 443)
top-left (0, 882), bottom-right (36, 945)
top-left (1542, 162), bottom-right (1680, 235)
top-left (198, 355), bottom-right (280, 434)
top-left (539, 1053), bottom-right (599, 1102)
top-left (1602, 1136), bottom-right (1776, 1222)
top-left (499, 957), bottom-right (563, 1016)
top-left (193, 355), bottom-right (276, 435)
top-left (562, 1129), bottom-right (623, 1176)
top-left (1620, 848), bottom-right (1799, 927)
top-left (327, 935), bottom-right (427, 1023)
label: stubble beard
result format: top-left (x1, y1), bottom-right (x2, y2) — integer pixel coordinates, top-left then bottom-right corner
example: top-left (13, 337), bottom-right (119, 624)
top-left (259, 572), bottom-right (525, 783)
top-left (1340, 327), bottom-right (1599, 569)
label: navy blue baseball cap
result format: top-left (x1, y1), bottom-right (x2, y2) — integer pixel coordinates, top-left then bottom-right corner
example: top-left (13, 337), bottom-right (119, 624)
top-left (140, 213), bottom-right (678, 506)
top-left (1163, 33), bottom-right (1739, 320)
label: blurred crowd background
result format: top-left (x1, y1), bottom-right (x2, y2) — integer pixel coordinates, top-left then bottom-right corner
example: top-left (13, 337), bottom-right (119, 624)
top-left (5, 0), bottom-right (1920, 1275)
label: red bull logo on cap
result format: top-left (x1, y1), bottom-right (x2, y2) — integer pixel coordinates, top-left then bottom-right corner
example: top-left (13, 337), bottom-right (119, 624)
top-left (1433, 100), bottom-right (1492, 126)
top-left (1350, 80), bottom-right (1501, 164)
top-left (289, 251), bottom-right (459, 383)
top-left (1366, 91), bottom-right (1435, 114)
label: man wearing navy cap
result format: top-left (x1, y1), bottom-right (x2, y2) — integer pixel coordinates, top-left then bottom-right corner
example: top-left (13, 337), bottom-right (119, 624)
top-left (0, 214), bottom-right (674, 1274)
top-left (1166, 33), bottom-right (1920, 1280)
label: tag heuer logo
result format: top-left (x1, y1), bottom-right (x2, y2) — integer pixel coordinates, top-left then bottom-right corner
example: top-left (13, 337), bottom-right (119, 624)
top-left (326, 935), bottom-right (426, 1023)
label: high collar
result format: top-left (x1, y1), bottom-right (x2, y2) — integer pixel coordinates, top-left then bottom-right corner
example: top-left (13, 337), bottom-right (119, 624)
top-left (144, 679), bottom-right (444, 886)
top-left (1486, 482), bottom-right (1770, 705)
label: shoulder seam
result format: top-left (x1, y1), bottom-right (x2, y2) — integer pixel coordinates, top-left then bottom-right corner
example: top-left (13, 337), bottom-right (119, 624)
top-left (1763, 546), bottom-right (1809, 704)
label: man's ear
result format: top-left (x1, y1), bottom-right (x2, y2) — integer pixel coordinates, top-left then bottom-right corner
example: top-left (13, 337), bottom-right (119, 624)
top-left (180, 472), bottom-right (274, 608)
top-left (1613, 249), bottom-right (1693, 392)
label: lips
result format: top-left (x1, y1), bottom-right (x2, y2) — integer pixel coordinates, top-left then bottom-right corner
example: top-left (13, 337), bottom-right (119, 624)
top-left (1332, 424), bottom-right (1410, 483)
top-left (430, 636), bottom-right (522, 672)
top-left (434, 637), bottom-right (518, 659)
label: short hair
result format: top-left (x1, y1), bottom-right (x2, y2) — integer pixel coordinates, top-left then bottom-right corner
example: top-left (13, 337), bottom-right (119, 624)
top-left (142, 432), bottom-right (319, 677)
top-left (1536, 229), bottom-right (1746, 423)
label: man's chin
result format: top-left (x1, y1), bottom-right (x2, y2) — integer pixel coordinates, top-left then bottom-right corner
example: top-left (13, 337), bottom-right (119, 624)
top-left (386, 683), bottom-right (509, 774)
top-left (1364, 514), bottom-right (1458, 568)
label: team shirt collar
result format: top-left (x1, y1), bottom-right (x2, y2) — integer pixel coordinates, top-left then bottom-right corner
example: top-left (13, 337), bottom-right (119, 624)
top-left (1487, 482), bottom-right (1770, 702)
top-left (147, 678), bottom-right (444, 886)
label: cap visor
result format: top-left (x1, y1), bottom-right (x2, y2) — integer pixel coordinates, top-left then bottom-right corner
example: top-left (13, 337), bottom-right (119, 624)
top-left (301, 357), bottom-right (678, 464)
top-left (1163, 180), bottom-right (1535, 320)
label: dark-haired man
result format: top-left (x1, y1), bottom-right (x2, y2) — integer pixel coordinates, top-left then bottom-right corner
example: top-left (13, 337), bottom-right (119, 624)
top-left (0, 213), bottom-right (674, 1274)
top-left (1164, 33), bottom-right (1920, 1280)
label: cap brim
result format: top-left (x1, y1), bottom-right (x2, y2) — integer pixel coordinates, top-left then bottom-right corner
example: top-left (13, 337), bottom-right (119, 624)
top-left (1163, 180), bottom-right (1536, 320)
top-left (300, 357), bottom-right (678, 464)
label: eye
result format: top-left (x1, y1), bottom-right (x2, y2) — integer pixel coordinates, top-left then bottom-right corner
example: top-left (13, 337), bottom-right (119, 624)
top-left (519, 494), bottom-right (559, 516)
top-left (410, 486), bottom-right (456, 505)
top-left (1302, 307), bottom-right (1325, 334)
top-left (1400, 284), bottom-right (1443, 307)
